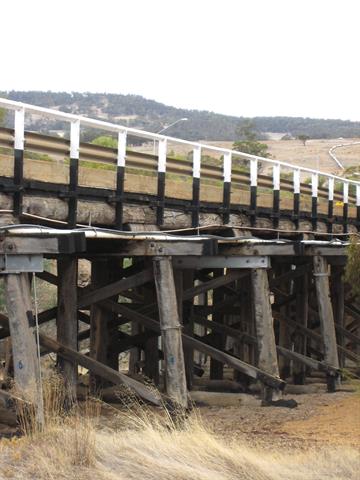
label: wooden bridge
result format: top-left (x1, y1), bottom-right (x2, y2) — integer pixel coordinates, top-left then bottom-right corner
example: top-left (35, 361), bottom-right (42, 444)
top-left (0, 98), bottom-right (359, 422)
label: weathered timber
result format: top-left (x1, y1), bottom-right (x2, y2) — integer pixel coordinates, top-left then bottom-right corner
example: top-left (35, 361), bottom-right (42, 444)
top-left (173, 268), bottom-right (194, 388)
top-left (276, 265), bottom-right (292, 379)
top-left (251, 268), bottom-right (281, 400)
top-left (0, 233), bottom-right (86, 254)
top-left (100, 300), bottom-right (285, 390)
top-left (276, 346), bottom-right (340, 377)
top-left (39, 334), bottom-right (162, 406)
top-left (142, 276), bottom-right (160, 384)
top-left (57, 257), bottom-right (78, 403)
top-left (4, 273), bottom-right (44, 426)
top-left (153, 257), bottom-right (188, 409)
top-left (331, 265), bottom-right (345, 367)
top-left (78, 267), bottom-right (153, 308)
top-left (274, 312), bottom-right (360, 364)
top-left (90, 260), bottom-right (115, 391)
top-left (313, 255), bottom-right (340, 391)
top-left (293, 271), bottom-right (309, 384)
top-left (210, 269), bottom-right (225, 380)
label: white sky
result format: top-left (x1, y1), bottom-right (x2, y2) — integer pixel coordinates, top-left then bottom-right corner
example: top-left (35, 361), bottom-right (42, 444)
top-left (1, 0), bottom-right (359, 121)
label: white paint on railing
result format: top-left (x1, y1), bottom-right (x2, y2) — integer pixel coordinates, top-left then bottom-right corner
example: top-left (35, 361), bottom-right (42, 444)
top-left (117, 130), bottom-right (127, 167)
top-left (14, 108), bottom-right (25, 151)
top-left (343, 182), bottom-right (349, 204)
top-left (223, 152), bottom-right (232, 183)
top-left (357, 185), bottom-right (360, 206)
top-left (311, 173), bottom-right (318, 198)
top-left (328, 177), bottom-right (334, 201)
top-left (70, 120), bottom-right (80, 160)
top-left (158, 138), bottom-right (167, 173)
top-left (250, 158), bottom-right (258, 187)
top-left (193, 146), bottom-right (201, 179)
top-left (273, 163), bottom-right (280, 191)
top-left (293, 169), bottom-right (300, 194)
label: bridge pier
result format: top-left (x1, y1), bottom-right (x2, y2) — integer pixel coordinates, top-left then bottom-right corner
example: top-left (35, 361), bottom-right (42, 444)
top-left (0, 225), bottom-right (358, 427)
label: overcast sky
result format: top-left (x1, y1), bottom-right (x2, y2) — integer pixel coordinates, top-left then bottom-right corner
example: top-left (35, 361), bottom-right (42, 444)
top-left (1, 0), bottom-right (359, 121)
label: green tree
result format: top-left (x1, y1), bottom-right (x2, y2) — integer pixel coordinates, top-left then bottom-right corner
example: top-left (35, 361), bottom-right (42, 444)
top-left (297, 134), bottom-right (310, 146)
top-left (345, 237), bottom-right (360, 300)
top-left (91, 135), bottom-right (117, 148)
top-left (232, 120), bottom-right (270, 161)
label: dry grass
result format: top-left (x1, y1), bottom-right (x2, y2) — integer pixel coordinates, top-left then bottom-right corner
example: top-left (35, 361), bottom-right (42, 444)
top-left (0, 380), bottom-right (359, 480)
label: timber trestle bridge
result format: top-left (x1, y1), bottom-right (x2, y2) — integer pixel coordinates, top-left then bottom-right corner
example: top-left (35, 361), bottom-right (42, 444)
top-left (0, 98), bottom-right (359, 418)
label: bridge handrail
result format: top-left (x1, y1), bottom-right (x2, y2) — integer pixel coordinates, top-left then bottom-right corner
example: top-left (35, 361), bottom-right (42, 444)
top-left (0, 97), bottom-right (359, 185)
top-left (0, 97), bottom-right (359, 230)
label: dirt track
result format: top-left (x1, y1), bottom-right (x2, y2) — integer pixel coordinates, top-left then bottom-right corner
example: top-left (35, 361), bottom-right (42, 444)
top-left (200, 389), bottom-right (360, 451)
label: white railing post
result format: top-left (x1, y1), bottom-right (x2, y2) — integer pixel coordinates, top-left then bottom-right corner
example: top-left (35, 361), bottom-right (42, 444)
top-left (223, 152), bottom-right (232, 223)
top-left (156, 138), bottom-right (167, 225)
top-left (192, 146), bottom-right (201, 227)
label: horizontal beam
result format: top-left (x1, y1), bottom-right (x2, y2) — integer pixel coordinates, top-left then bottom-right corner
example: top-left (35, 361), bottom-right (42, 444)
top-left (276, 345), bottom-right (339, 376)
top-left (0, 233), bottom-right (86, 255)
top-left (173, 255), bottom-right (270, 269)
top-left (78, 268), bottom-right (153, 309)
top-left (220, 243), bottom-right (348, 257)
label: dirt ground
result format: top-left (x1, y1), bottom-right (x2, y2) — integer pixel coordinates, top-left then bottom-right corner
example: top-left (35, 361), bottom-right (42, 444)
top-left (200, 389), bottom-right (360, 451)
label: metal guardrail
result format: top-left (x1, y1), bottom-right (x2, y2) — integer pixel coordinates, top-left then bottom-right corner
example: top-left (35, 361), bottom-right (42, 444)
top-left (0, 97), bottom-right (359, 231)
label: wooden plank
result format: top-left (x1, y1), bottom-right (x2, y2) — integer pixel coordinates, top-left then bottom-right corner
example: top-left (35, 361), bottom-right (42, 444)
top-left (210, 269), bottom-right (225, 380)
top-left (105, 239), bottom-right (216, 257)
top-left (142, 278), bottom-right (160, 385)
top-left (313, 255), bottom-right (339, 391)
top-left (219, 243), bottom-right (348, 257)
top-left (181, 269), bottom-right (195, 389)
top-left (4, 273), bottom-right (44, 426)
top-left (153, 257), bottom-right (188, 409)
top-left (276, 346), bottom-right (340, 376)
top-left (0, 233), bottom-right (86, 254)
top-left (183, 270), bottom-right (248, 301)
top-left (274, 312), bottom-right (360, 364)
top-left (78, 268), bottom-right (153, 308)
top-left (331, 265), bottom-right (345, 367)
top-left (57, 257), bottom-right (78, 403)
top-left (293, 271), bottom-right (309, 384)
top-left (39, 334), bottom-right (161, 406)
top-left (251, 268), bottom-right (281, 400)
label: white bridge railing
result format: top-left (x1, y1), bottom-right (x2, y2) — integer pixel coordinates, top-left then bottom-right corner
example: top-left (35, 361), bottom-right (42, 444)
top-left (0, 97), bottom-right (359, 231)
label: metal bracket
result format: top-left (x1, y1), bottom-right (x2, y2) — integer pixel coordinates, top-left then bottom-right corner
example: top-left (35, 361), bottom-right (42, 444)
top-left (0, 254), bottom-right (44, 274)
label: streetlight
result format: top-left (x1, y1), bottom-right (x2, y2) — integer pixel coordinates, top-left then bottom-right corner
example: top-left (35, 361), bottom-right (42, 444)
top-left (153, 118), bottom-right (188, 154)
top-left (156, 117), bottom-right (188, 134)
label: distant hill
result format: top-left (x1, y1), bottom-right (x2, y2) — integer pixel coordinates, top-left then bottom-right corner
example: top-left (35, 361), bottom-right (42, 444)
top-left (1, 90), bottom-right (360, 141)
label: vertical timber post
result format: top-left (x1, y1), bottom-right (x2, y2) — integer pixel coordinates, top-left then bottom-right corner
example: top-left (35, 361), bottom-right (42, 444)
top-left (153, 256), bottom-right (188, 409)
top-left (57, 256), bottom-right (78, 403)
top-left (156, 139), bottom-right (167, 227)
top-left (222, 152), bottom-right (232, 224)
top-left (293, 270), bottom-right (309, 384)
top-left (272, 163), bottom-right (280, 229)
top-left (250, 158), bottom-right (258, 227)
top-left (13, 107), bottom-right (25, 218)
top-left (313, 255), bottom-right (340, 391)
top-left (191, 146), bottom-right (201, 228)
top-left (68, 120), bottom-right (80, 228)
top-left (251, 267), bottom-right (280, 401)
top-left (293, 169), bottom-right (300, 230)
top-left (210, 269), bottom-right (225, 380)
top-left (331, 265), bottom-right (345, 368)
top-left (4, 273), bottom-right (44, 426)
